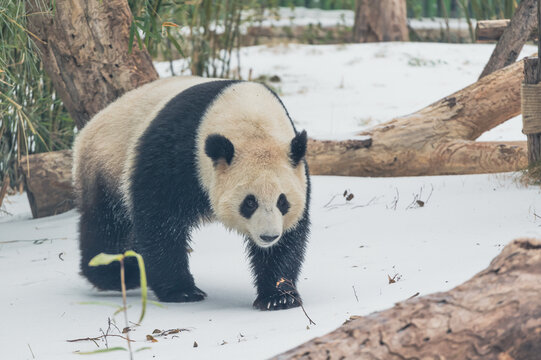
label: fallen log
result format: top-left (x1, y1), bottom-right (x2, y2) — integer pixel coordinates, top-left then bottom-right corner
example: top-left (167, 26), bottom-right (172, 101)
top-left (20, 150), bottom-right (75, 218)
top-left (307, 58), bottom-right (528, 176)
top-left (475, 19), bottom-right (537, 42)
top-left (479, 0), bottom-right (537, 79)
top-left (274, 238), bottom-right (541, 360)
top-left (475, 19), bottom-right (511, 41)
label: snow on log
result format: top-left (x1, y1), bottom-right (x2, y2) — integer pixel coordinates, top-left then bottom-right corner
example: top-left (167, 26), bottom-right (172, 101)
top-left (19, 150), bottom-right (75, 218)
top-left (274, 238), bottom-right (541, 360)
top-left (307, 58), bottom-right (528, 176)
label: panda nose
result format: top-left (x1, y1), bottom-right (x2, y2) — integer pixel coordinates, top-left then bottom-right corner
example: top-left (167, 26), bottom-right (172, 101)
top-left (260, 234), bottom-right (279, 243)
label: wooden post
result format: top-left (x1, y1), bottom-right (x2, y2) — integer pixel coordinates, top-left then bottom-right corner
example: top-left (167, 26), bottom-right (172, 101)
top-left (523, 60), bottom-right (541, 165)
top-left (522, 2), bottom-right (541, 166)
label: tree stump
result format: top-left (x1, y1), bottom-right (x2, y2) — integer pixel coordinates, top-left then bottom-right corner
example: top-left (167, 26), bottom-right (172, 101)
top-left (19, 150), bottom-right (75, 218)
top-left (352, 0), bottom-right (408, 43)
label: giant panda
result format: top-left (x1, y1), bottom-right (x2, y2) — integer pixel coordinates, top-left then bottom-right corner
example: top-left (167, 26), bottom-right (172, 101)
top-left (72, 76), bottom-right (310, 310)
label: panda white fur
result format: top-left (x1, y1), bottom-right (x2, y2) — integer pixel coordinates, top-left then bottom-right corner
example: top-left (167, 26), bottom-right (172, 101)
top-left (73, 76), bottom-right (311, 310)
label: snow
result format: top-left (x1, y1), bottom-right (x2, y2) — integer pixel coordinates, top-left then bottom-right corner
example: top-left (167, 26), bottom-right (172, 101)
top-left (3, 41), bottom-right (541, 359)
top-left (2, 174), bottom-right (541, 359)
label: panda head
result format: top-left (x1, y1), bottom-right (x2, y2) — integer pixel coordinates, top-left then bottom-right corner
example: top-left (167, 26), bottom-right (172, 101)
top-left (204, 130), bottom-right (307, 248)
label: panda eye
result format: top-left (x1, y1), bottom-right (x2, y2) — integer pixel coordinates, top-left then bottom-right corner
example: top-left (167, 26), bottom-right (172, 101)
top-left (277, 193), bottom-right (290, 215)
top-left (240, 195), bottom-right (258, 219)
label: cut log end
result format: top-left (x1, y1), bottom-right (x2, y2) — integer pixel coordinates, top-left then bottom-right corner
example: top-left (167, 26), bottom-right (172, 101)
top-left (20, 150), bottom-right (75, 218)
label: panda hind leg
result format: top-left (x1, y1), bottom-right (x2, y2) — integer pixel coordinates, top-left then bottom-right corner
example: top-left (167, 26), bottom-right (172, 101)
top-left (78, 180), bottom-right (140, 291)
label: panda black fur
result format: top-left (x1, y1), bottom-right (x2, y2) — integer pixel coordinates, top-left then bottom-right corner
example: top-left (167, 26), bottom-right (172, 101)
top-left (73, 77), bottom-right (311, 310)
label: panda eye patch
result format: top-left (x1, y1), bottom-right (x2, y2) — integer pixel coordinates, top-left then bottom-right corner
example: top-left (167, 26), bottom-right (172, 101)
top-left (277, 193), bottom-right (290, 215)
top-left (240, 195), bottom-right (258, 219)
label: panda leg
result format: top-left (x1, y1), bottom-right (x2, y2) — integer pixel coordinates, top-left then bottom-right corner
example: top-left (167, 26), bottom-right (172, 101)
top-left (133, 217), bottom-right (206, 303)
top-left (248, 217), bottom-right (309, 311)
top-left (78, 179), bottom-right (140, 291)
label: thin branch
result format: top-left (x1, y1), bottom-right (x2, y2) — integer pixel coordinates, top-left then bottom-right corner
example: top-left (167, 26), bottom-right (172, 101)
top-left (66, 334), bottom-right (134, 344)
top-left (352, 285), bottom-right (359, 303)
top-left (277, 278), bottom-right (316, 326)
top-left (27, 344), bottom-right (35, 359)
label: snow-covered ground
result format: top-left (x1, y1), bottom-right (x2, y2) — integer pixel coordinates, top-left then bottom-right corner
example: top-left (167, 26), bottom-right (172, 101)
top-left (3, 41), bottom-right (541, 360)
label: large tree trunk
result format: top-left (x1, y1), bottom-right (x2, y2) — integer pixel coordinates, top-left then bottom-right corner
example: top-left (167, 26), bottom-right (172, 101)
top-left (352, 0), bottom-right (409, 43)
top-left (24, 0), bottom-right (159, 218)
top-left (275, 238), bottom-right (541, 360)
top-left (26, 0), bottom-right (159, 130)
top-left (307, 58), bottom-right (528, 176)
top-left (479, 0), bottom-right (537, 79)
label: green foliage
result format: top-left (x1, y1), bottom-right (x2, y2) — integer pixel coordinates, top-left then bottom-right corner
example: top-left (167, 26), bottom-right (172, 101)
top-left (75, 347), bottom-right (127, 355)
top-left (277, 0), bottom-right (355, 10)
top-left (0, 0), bottom-right (73, 188)
top-left (128, 0), bottom-right (277, 78)
top-left (407, 0), bottom-right (520, 19)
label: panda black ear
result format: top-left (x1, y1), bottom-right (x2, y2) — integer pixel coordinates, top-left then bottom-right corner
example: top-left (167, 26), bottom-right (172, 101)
top-left (290, 130), bottom-right (307, 167)
top-left (205, 134), bottom-right (235, 166)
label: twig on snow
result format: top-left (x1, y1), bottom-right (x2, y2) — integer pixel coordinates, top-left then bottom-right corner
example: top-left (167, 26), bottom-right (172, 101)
top-left (276, 278), bottom-right (316, 326)
top-left (352, 285), bottom-right (359, 303)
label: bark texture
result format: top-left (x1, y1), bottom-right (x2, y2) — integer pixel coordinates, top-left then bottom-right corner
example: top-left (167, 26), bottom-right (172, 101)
top-left (19, 150), bottom-right (74, 218)
top-left (275, 238), bottom-right (541, 360)
top-left (0, 174), bottom-right (9, 209)
top-left (26, 0), bottom-right (159, 129)
top-left (524, 58), bottom-right (541, 165)
top-left (307, 59), bottom-right (528, 176)
top-left (479, 0), bottom-right (537, 79)
top-left (352, 0), bottom-right (408, 43)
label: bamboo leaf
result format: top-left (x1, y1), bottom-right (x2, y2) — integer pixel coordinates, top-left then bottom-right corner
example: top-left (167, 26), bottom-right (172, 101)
top-left (124, 250), bottom-right (148, 323)
top-left (89, 253), bottom-right (124, 267)
top-left (136, 347), bottom-right (152, 352)
top-left (167, 32), bottom-right (184, 57)
top-left (75, 347), bottom-right (127, 355)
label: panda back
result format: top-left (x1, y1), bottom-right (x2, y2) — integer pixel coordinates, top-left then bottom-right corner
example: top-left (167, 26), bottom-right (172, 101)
top-left (72, 76), bottom-right (217, 201)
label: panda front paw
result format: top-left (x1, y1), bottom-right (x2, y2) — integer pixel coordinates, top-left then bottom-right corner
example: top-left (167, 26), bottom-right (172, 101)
top-left (253, 292), bottom-right (302, 311)
top-left (155, 285), bottom-right (207, 303)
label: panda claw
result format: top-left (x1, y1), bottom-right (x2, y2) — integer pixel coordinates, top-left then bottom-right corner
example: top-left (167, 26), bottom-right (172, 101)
top-left (155, 285), bottom-right (207, 303)
top-left (253, 292), bottom-right (302, 311)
